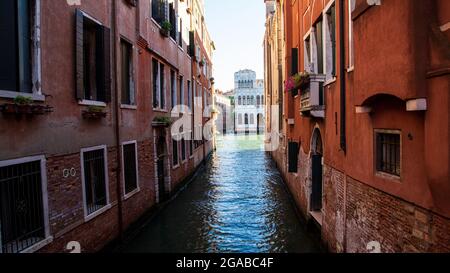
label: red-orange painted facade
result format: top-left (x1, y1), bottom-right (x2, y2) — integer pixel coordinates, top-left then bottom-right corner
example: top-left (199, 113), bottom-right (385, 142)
top-left (265, 0), bottom-right (450, 252)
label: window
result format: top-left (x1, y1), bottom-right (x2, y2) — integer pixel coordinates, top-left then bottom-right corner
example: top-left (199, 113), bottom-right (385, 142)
top-left (178, 18), bottom-right (183, 47)
top-left (122, 141), bottom-right (138, 196)
top-left (375, 131), bottom-right (401, 177)
top-left (179, 76), bottom-right (184, 111)
top-left (170, 70), bottom-right (177, 108)
top-left (152, 0), bottom-right (167, 25)
top-left (172, 139), bottom-right (179, 167)
top-left (0, 0), bottom-right (32, 93)
top-left (245, 114), bottom-right (249, 125)
top-left (120, 39), bottom-right (135, 105)
top-left (324, 4), bottom-right (337, 80)
top-left (238, 96), bottom-right (242, 105)
top-left (81, 146), bottom-right (109, 217)
top-left (181, 138), bottom-right (186, 161)
top-left (152, 59), bottom-right (165, 109)
top-left (187, 80), bottom-right (192, 109)
top-left (0, 156), bottom-right (49, 253)
top-left (314, 20), bottom-right (324, 74)
top-left (159, 63), bottom-right (165, 109)
top-left (75, 10), bottom-right (111, 102)
top-left (304, 35), bottom-right (312, 72)
top-left (169, 3), bottom-right (177, 40)
top-left (348, 0), bottom-right (356, 68)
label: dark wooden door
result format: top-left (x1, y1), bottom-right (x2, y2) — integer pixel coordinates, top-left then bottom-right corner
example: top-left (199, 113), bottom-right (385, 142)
top-left (311, 154), bottom-right (323, 211)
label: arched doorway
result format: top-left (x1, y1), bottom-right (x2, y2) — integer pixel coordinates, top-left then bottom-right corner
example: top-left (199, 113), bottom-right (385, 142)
top-left (310, 128), bottom-right (323, 212)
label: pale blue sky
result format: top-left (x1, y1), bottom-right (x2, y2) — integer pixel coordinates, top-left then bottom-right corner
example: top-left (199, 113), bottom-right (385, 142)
top-left (205, 0), bottom-right (266, 91)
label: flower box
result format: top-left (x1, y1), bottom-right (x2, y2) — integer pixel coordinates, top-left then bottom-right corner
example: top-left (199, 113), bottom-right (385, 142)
top-left (0, 103), bottom-right (53, 116)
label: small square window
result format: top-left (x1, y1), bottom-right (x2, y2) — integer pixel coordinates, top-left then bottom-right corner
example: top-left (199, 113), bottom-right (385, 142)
top-left (375, 131), bottom-right (401, 177)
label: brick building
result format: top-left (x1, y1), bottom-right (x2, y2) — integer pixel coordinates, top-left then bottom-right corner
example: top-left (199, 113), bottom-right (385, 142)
top-left (264, 0), bottom-right (450, 252)
top-left (0, 0), bottom-right (214, 253)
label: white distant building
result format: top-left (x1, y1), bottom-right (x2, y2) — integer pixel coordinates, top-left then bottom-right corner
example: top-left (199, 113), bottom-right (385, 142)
top-left (214, 91), bottom-right (233, 134)
top-left (234, 70), bottom-right (265, 133)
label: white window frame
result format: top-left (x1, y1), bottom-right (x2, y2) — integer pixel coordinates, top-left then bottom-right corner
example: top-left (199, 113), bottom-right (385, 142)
top-left (0, 155), bottom-right (53, 253)
top-left (0, 0), bottom-right (44, 101)
top-left (121, 140), bottom-right (140, 200)
top-left (348, 0), bottom-right (356, 71)
top-left (80, 145), bottom-right (111, 222)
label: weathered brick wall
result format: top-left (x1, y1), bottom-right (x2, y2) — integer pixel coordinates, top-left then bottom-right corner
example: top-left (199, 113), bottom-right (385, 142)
top-left (345, 175), bottom-right (450, 253)
top-left (322, 165), bottom-right (345, 253)
top-left (271, 149), bottom-right (450, 253)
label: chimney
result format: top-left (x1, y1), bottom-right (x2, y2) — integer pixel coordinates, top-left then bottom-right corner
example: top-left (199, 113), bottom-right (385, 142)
top-left (264, 0), bottom-right (275, 17)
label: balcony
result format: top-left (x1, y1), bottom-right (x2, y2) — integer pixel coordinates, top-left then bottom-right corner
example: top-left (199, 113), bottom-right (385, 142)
top-left (300, 74), bottom-right (326, 118)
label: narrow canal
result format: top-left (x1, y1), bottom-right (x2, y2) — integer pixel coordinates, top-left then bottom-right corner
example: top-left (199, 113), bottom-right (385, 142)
top-left (120, 134), bottom-right (322, 253)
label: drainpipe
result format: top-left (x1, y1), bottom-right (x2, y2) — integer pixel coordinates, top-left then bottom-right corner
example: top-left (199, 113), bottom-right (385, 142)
top-left (112, 0), bottom-right (124, 243)
top-left (339, 0), bottom-right (347, 153)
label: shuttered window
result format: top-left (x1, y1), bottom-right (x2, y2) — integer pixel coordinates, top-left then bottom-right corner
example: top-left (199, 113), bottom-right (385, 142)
top-left (0, 159), bottom-right (45, 253)
top-left (123, 142), bottom-right (138, 195)
top-left (75, 9), bottom-right (111, 102)
top-left (152, 0), bottom-right (167, 25)
top-left (0, 0), bottom-right (32, 93)
top-left (152, 59), bottom-right (159, 108)
top-left (160, 63), bottom-right (166, 109)
top-left (288, 142), bottom-right (300, 173)
top-left (291, 48), bottom-right (299, 76)
top-left (120, 39), bottom-right (135, 105)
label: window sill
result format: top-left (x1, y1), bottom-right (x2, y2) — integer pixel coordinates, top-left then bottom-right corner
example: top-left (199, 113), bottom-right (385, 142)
top-left (79, 100), bottom-right (107, 107)
top-left (172, 164), bottom-right (180, 170)
top-left (84, 204), bottom-right (112, 222)
top-left (375, 171), bottom-right (401, 182)
top-left (21, 236), bottom-right (54, 253)
top-left (124, 188), bottom-right (140, 201)
top-left (324, 77), bottom-right (337, 87)
top-left (153, 108), bottom-right (168, 113)
top-left (121, 104), bottom-right (137, 110)
top-left (347, 66), bottom-right (354, 73)
top-left (0, 90), bottom-right (45, 102)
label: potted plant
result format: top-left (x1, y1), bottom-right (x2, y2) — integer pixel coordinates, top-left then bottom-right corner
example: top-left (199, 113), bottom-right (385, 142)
top-left (199, 59), bottom-right (205, 67)
top-left (152, 116), bottom-right (172, 127)
top-left (285, 72), bottom-right (310, 96)
top-left (82, 105), bottom-right (107, 119)
top-left (160, 21), bottom-right (172, 37)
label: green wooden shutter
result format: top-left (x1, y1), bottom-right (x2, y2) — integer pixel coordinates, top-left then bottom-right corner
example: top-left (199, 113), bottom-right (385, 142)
top-left (291, 48), bottom-right (298, 76)
top-left (75, 9), bottom-right (84, 100)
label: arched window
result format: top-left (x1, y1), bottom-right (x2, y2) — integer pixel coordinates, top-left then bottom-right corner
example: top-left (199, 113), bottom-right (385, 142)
top-left (238, 114), bottom-right (242, 125)
top-left (245, 114), bottom-right (249, 125)
top-left (238, 96), bottom-right (242, 105)
top-left (250, 114), bottom-right (254, 124)
top-left (256, 95), bottom-right (260, 106)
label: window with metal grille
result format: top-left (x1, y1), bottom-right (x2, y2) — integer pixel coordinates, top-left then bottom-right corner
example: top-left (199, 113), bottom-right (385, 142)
top-left (123, 142), bottom-right (138, 195)
top-left (0, 160), bottom-right (45, 253)
top-left (82, 148), bottom-right (108, 215)
top-left (376, 131), bottom-right (401, 177)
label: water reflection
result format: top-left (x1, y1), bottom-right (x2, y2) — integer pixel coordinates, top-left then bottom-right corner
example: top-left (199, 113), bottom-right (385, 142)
top-left (120, 134), bottom-right (322, 253)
